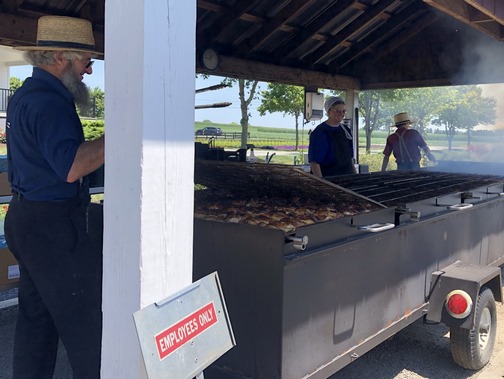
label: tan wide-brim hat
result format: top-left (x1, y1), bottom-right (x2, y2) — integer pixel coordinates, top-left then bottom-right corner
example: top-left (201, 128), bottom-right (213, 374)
top-left (15, 15), bottom-right (102, 57)
top-left (392, 112), bottom-right (416, 127)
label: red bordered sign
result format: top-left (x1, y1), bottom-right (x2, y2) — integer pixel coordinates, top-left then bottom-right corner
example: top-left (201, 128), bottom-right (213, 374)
top-left (154, 302), bottom-right (218, 360)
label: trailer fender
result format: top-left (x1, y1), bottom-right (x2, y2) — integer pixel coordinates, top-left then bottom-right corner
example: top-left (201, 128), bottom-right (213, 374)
top-left (425, 261), bottom-right (502, 329)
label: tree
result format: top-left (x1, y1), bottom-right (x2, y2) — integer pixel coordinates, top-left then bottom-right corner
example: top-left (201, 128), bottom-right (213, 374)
top-left (357, 89), bottom-right (400, 154)
top-left (89, 86), bottom-right (105, 118)
top-left (9, 77), bottom-right (23, 91)
top-left (10, 77), bottom-right (104, 119)
top-left (76, 86), bottom-right (105, 118)
top-left (257, 83), bottom-right (304, 150)
top-left (432, 96), bottom-right (462, 151)
top-left (390, 87), bottom-right (453, 137)
top-left (222, 78), bottom-right (260, 149)
top-left (457, 86), bottom-right (496, 146)
top-left (431, 86), bottom-right (496, 150)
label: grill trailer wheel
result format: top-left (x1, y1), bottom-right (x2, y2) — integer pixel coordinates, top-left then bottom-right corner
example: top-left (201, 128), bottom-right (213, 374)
top-left (450, 287), bottom-right (497, 370)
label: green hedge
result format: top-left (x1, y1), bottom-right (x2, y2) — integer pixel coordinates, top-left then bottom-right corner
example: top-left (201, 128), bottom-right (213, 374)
top-left (82, 119), bottom-right (105, 141)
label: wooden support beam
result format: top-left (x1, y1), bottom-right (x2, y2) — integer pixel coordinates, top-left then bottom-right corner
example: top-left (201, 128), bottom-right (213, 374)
top-left (0, 12), bottom-right (37, 46)
top-left (197, 54), bottom-right (361, 90)
top-left (363, 78), bottom-right (454, 90)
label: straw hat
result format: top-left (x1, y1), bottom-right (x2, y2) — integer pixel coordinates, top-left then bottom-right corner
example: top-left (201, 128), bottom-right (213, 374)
top-left (15, 15), bottom-right (101, 56)
top-left (393, 112), bottom-right (415, 127)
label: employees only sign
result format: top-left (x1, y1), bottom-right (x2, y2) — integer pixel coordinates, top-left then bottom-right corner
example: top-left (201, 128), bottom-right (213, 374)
top-left (133, 272), bottom-right (235, 379)
top-left (155, 302), bottom-right (217, 360)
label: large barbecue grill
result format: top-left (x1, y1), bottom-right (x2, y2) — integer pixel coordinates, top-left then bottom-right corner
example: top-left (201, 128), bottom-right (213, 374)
top-left (193, 161), bottom-right (504, 379)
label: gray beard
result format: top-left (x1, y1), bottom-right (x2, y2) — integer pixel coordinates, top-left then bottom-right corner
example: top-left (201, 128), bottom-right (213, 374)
top-left (61, 62), bottom-right (91, 113)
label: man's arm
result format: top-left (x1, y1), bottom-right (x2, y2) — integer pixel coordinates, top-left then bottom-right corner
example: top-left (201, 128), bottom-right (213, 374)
top-left (351, 158), bottom-right (357, 174)
top-left (423, 145), bottom-right (436, 163)
top-left (310, 162), bottom-right (323, 177)
top-left (67, 135), bottom-right (105, 183)
top-left (416, 132), bottom-right (436, 163)
top-left (381, 155), bottom-right (389, 172)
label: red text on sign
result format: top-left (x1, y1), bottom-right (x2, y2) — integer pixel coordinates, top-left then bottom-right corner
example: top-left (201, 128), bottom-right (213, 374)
top-left (155, 302), bottom-right (218, 360)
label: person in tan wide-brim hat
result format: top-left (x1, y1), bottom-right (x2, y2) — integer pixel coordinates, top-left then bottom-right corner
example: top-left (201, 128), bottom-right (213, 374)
top-left (6, 14), bottom-right (104, 378)
top-left (15, 15), bottom-right (101, 56)
top-left (381, 112), bottom-right (436, 171)
top-left (392, 112), bottom-right (415, 127)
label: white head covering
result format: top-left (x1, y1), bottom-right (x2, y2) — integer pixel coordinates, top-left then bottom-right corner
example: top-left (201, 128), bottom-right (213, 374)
top-left (324, 96), bottom-right (345, 113)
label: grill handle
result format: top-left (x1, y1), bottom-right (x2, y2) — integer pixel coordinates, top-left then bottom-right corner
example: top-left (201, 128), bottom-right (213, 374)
top-left (358, 223), bottom-right (395, 233)
top-left (447, 203), bottom-right (473, 210)
top-left (286, 235), bottom-right (309, 250)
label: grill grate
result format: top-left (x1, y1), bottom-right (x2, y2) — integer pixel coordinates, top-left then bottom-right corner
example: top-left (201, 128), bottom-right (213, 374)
top-left (195, 160), bottom-right (383, 207)
top-left (194, 162), bottom-right (504, 233)
top-left (194, 160), bottom-right (383, 233)
top-left (323, 170), bottom-right (504, 206)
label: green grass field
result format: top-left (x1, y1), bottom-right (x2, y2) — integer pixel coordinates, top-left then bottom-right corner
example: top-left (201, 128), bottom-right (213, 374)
top-left (2, 120), bottom-right (496, 174)
top-left (195, 121), bottom-right (504, 172)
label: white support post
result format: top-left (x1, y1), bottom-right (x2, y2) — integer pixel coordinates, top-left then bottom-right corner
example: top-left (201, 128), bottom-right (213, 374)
top-left (102, 1), bottom-right (196, 377)
top-left (345, 89), bottom-right (359, 168)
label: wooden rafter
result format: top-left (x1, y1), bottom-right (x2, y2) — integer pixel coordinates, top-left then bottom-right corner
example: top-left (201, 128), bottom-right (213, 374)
top-left (336, 3), bottom-right (431, 70)
top-left (424, 0), bottom-right (504, 40)
top-left (240, 0), bottom-right (316, 54)
top-left (356, 11), bottom-right (438, 70)
top-left (197, 0), bottom-right (262, 48)
top-left (307, 0), bottom-right (397, 66)
top-left (465, 0), bottom-right (504, 24)
top-left (273, 0), bottom-right (357, 62)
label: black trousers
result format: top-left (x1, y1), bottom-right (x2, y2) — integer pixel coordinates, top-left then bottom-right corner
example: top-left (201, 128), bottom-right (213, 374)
top-left (5, 195), bottom-right (103, 379)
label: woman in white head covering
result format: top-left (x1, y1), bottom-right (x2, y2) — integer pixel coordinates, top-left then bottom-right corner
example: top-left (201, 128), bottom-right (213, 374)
top-left (308, 96), bottom-right (356, 177)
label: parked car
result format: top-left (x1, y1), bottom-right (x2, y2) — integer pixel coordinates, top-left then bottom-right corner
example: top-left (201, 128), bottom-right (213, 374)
top-left (195, 127), bottom-right (223, 136)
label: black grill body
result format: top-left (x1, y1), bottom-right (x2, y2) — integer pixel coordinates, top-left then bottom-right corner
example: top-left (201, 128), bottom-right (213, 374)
top-left (194, 168), bottom-right (504, 379)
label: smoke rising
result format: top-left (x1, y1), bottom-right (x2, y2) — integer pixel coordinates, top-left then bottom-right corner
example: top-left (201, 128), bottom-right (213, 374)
top-left (436, 18), bottom-right (504, 168)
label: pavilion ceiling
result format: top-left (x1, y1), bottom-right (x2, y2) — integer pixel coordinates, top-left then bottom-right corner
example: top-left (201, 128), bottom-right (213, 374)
top-left (1, 0), bottom-right (503, 89)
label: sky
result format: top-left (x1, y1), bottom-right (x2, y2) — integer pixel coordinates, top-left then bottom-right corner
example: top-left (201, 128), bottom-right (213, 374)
top-left (10, 61), bottom-right (300, 129)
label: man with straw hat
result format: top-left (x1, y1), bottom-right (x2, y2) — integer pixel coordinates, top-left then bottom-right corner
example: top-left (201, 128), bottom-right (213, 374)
top-left (5, 15), bottom-right (104, 378)
top-left (381, 112), bottom-right (436, 171)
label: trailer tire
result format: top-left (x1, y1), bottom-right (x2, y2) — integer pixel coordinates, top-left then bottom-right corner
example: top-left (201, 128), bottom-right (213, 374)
top-left (450, 287), bottom-right (497, 370)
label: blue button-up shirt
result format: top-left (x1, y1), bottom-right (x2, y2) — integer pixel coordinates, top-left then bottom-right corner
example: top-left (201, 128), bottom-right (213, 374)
top-left (6, 67), bottom-right (85, 201)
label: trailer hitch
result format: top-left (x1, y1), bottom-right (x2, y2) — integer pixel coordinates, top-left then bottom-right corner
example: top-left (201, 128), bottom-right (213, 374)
top-left (394, 206), bottom-right (421, 226)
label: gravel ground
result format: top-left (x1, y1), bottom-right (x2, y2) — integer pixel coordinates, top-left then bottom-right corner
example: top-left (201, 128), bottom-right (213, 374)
top-left (330, 275), bottom-right (504, 379)
top-left (2, 279), bottom-right (504, 378)
top-left (0, 287), bottom-right (17, 302)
